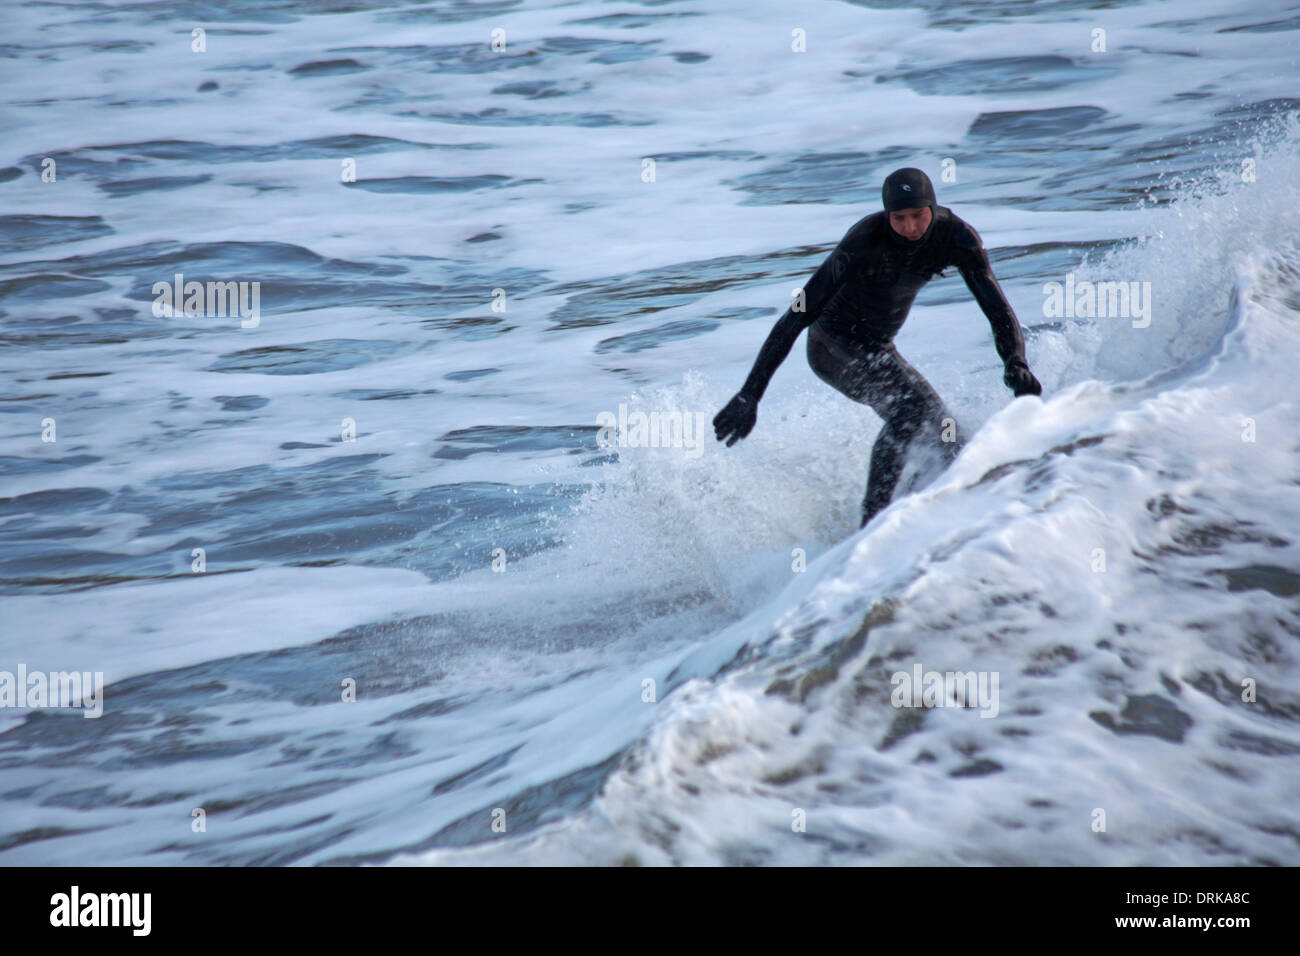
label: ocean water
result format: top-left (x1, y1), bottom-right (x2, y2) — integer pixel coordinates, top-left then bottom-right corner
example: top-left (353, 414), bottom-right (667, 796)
top-left (1, 0), bottom-right (1298, 865)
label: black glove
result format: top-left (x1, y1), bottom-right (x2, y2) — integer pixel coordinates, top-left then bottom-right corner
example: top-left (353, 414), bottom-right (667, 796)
top-left (1003, 358), bottom-right (1042, 397)
top-left (714, 393), bottom-right (757, 447)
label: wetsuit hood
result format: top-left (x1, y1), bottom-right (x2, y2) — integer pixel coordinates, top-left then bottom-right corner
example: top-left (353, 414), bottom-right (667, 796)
top-left (882, 168), bottom-right (936, 212)
top-left (882, 168), bottom-right (939, 248)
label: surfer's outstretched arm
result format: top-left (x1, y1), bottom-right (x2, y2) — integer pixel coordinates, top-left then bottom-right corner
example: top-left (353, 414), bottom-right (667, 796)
top-left (952, 221), bottom-right (1042, 397)
top-left (714, 247), bottom-right (845, 445)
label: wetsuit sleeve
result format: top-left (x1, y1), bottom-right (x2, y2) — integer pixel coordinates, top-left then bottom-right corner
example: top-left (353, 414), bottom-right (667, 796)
top-left (739, 246), bottom-right (843, 401)
top-left (953, 222), bottom-right (1029, 367)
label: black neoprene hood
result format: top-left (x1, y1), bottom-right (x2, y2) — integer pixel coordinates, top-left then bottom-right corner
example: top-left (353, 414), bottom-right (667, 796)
top-left (882, 167), bottom-right (937, 212)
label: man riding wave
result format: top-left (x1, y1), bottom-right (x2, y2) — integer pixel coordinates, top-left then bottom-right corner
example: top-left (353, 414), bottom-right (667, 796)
top-left (713, 167), bottom-right (1043, 527)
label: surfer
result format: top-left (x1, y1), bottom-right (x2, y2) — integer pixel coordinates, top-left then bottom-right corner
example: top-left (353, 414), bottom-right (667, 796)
top-left (713, 167), bottom-right (1042, 528)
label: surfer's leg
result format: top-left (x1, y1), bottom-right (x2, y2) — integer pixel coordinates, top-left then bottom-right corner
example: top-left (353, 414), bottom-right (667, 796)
top-left (861, 418), bottom-right (911, 524)
top-left (806, 324), bottom-right (875, 401)
top-left (880, 346), bottom-right (964, 464)
top-left (807, 327), bottom-right (961, 526)
top-left (858, 347), bottom-right (963, 525)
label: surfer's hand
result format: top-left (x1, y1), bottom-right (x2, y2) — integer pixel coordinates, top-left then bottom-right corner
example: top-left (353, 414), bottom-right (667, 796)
top-left (714, 393), bottom-right (757, 446)
top-left (1003, 358), bottom-right (1042, 397)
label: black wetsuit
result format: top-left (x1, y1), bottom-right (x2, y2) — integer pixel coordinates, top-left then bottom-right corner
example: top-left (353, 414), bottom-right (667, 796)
top-left (733, 204), bottom-right (1031, 525)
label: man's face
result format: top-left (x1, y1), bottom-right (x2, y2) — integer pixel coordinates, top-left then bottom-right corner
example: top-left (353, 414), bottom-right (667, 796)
top-left (889, 206), bottom-right (932, 241)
